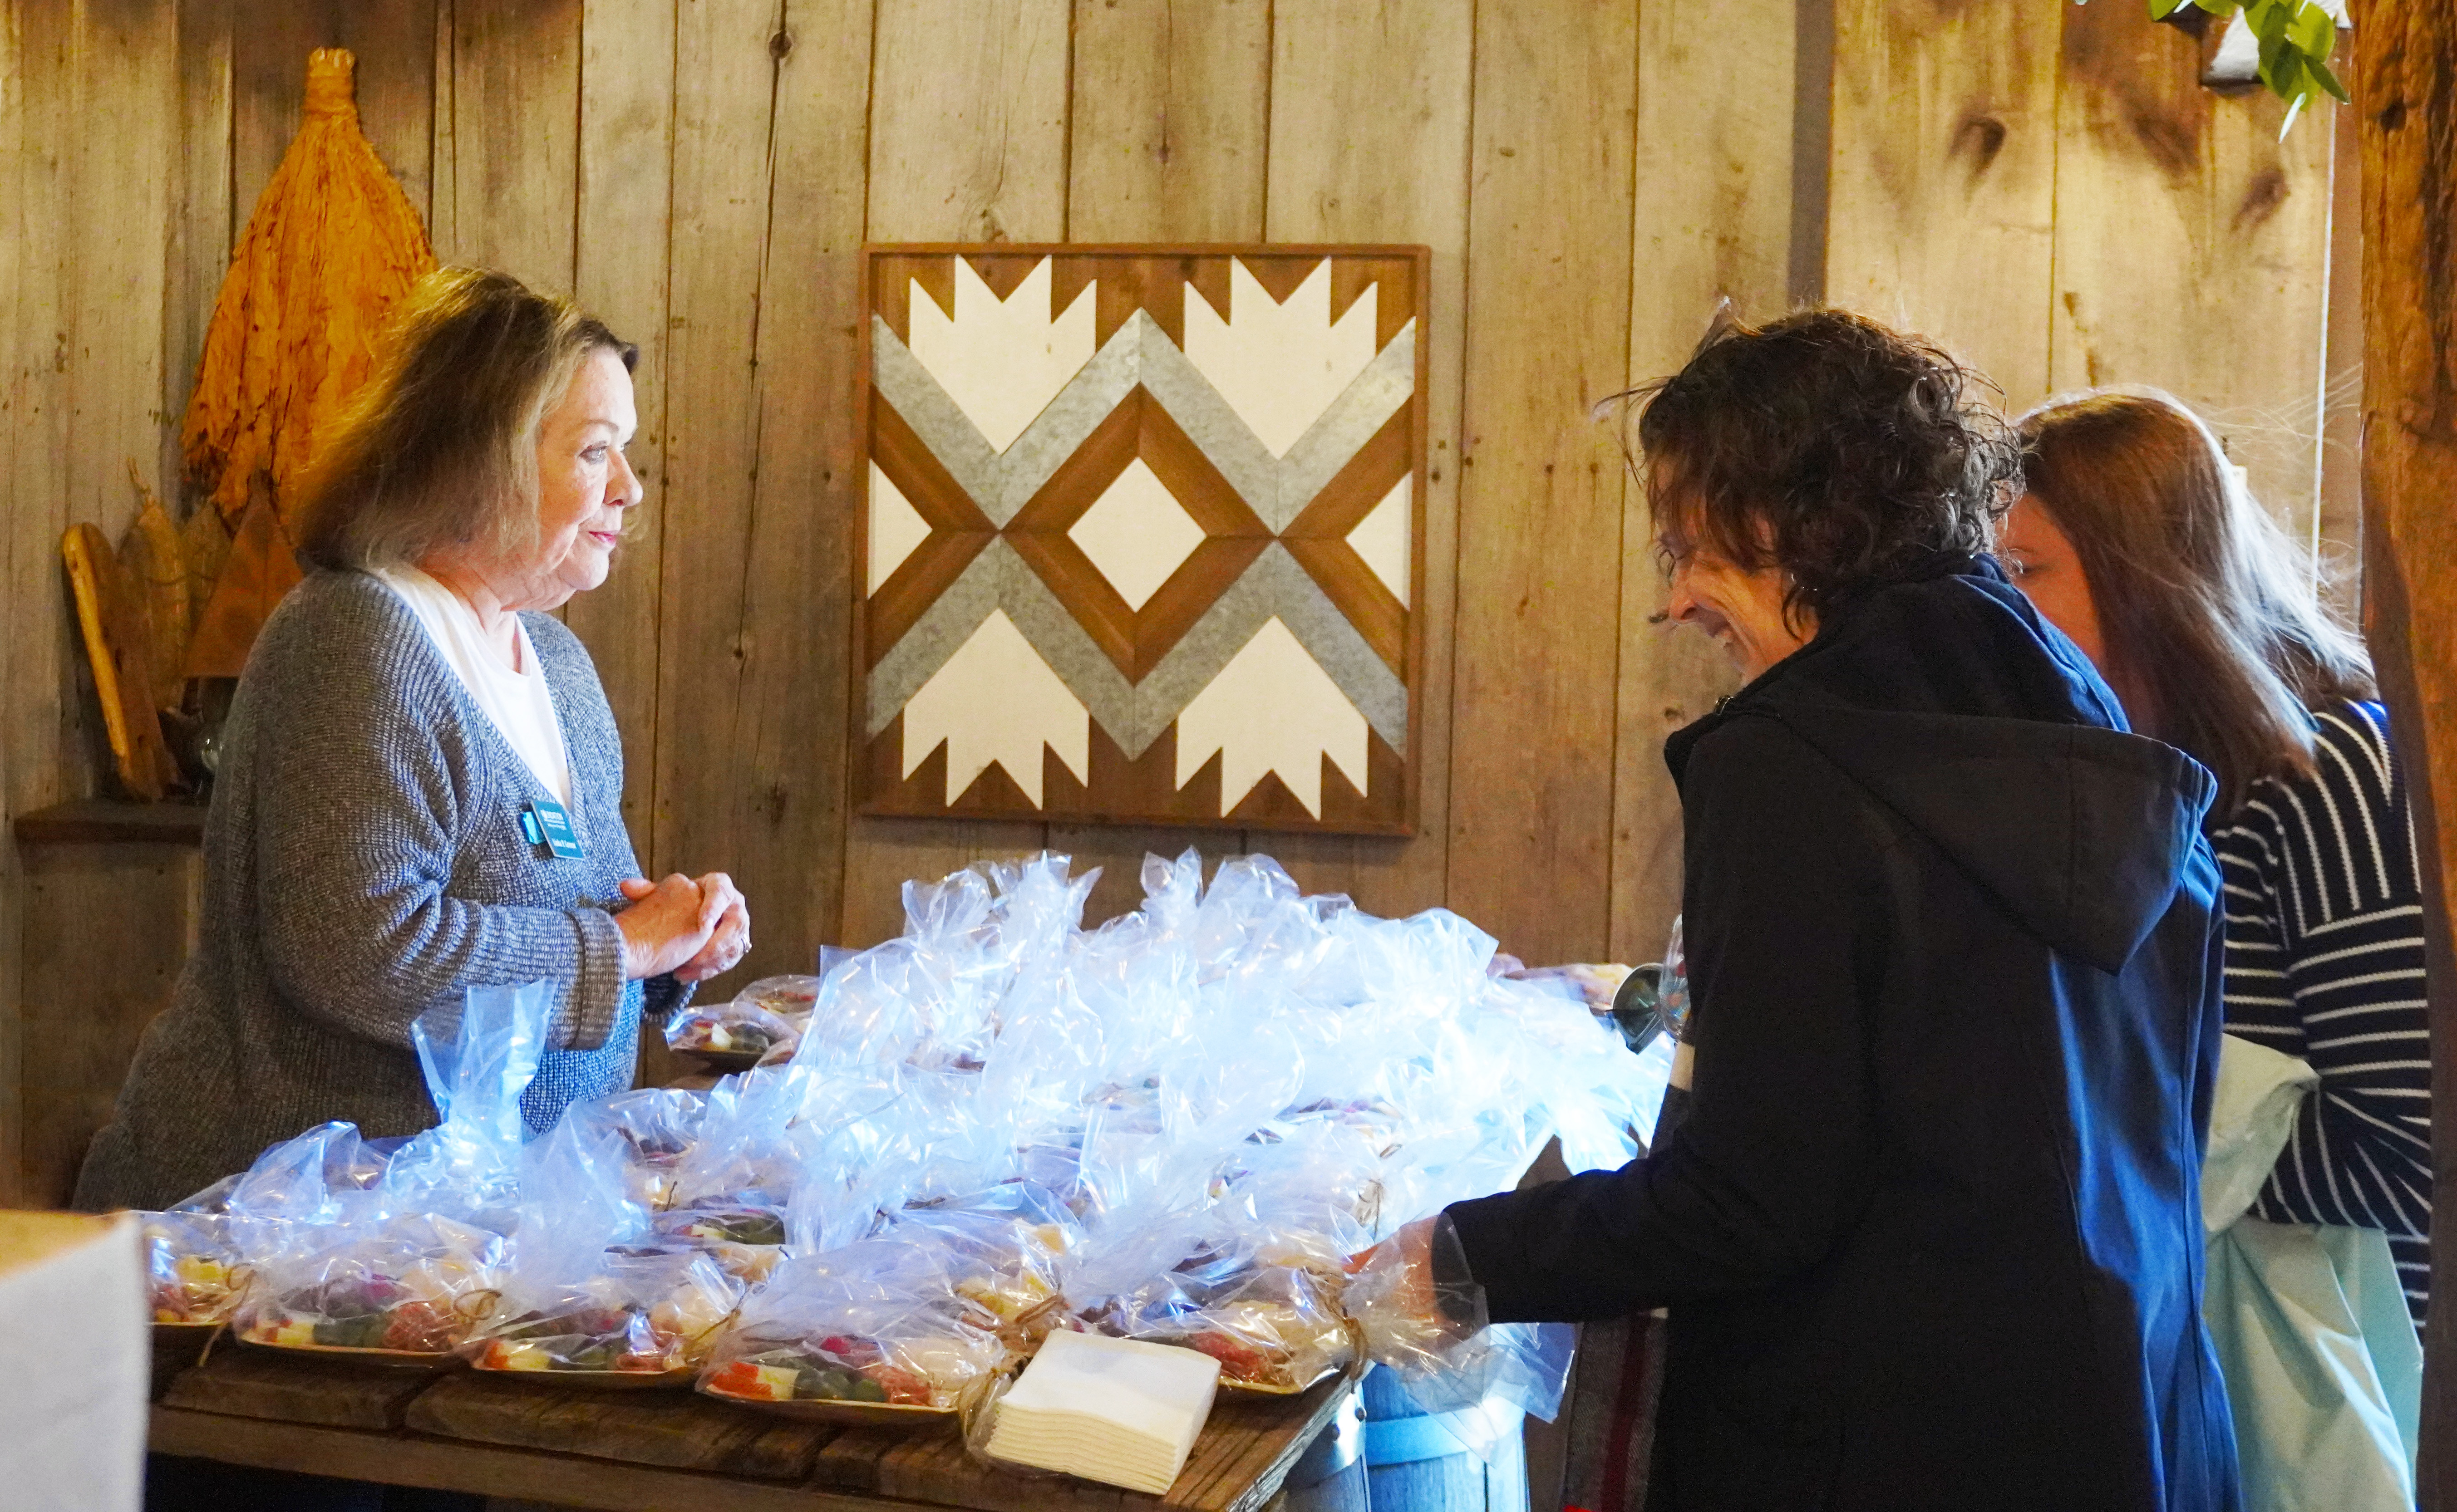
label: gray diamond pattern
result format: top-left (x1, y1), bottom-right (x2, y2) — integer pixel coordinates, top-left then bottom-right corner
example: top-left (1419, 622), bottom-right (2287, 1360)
top-left (868, 304), bottom-right (1415, 762)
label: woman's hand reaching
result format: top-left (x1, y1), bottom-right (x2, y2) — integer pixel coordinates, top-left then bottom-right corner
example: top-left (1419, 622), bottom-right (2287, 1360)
top-left (1345, 1214), bottom-right (1487, 1362)
top-left (614, 873), bottom-right (736, 981)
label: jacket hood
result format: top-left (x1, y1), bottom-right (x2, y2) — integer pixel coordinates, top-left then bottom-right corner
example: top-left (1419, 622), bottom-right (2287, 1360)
top-left (1667, 555), bottom-right (2216, 973)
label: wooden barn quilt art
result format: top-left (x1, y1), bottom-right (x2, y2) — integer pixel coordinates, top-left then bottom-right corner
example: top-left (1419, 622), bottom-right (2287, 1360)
top-left (857, 245), bottom-right (1429, 835)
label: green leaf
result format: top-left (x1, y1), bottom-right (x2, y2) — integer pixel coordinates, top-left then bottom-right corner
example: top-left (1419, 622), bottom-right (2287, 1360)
top-left (2148, 0), bottom-right (2189, 19)
top-left (2309, 55), bottom-right (2350, 103)
top-left (2287, 1), bottom-right (2334, 59)
top-left (2264, 46), bottom-right (2305, 100)
top-left (2257, 28), bottom-right (2292, 84)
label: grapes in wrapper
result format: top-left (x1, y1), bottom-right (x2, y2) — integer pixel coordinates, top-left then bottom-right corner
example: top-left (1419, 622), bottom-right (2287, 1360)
top-left (699, 1237), bottom-right (1003, 1413)
top-left (152, 855), bottom-right (1662, 1438)
top-left (475, 1250), bottom-right (742, 1376)
top-left (236, 1214), bottom-right (504, 1355)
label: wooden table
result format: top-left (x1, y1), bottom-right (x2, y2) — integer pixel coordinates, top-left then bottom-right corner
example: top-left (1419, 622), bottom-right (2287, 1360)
top-left (147, 1340), bottom-right (1349, 1512)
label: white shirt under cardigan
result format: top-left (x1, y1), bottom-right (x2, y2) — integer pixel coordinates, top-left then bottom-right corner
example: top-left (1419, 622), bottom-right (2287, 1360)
top-left (73, 572), bottom-right (691, 1214)
top-left (372, 565), bottom-right (576, 808)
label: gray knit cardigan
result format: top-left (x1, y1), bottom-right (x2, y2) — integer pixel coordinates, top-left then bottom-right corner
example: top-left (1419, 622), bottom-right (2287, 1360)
top-left (75, 570), bottom-right (690, 1213)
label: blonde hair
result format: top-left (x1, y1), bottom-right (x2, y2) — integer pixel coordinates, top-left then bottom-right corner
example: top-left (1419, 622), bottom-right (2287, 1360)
top-left (294, 266), bottom-right (635, 573)
top-left (2015, 388), bottom-right (2373, 815)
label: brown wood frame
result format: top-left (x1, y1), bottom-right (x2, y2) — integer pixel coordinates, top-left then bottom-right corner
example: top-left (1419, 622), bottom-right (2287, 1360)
top-left (852, 244), bottom-right (1433, 839)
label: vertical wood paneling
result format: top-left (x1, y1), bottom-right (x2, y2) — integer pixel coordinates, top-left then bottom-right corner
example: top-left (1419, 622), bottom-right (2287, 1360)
top-left (2048, 5), bottom-right (2334, 543)
top-left (21, 845), bottom-right (196, 1206)
top-left (653, 0), bottom-right (788, 969)
top-left (569, 0), bottom-right (676, 852)
top-left (0, 0), bottom-right (179, 1200)
top-left (0, 0), bottom-right (44, 1206)
top-left (448, 0), bottom-right (579, 290)
top-left (64, 0), bottom-right (179, 531)
top-left (1826, 0), bottom-right (2061, 407)
top-left (1440, 0), bottom-right (1640, 968)
top-left (867, 0), bottom-right (1072, 245)
top-left (1067, 0), bottom-right (1270, 244)
top-left (1262, 0), bottom-right (1472, 921)
top-left (1055, 0), bottom-right (1272, 925)
top-left (719, 0), bottom-right (871, 974)
top-left (1606, 0), bottom-right (1784, 968)
top-left (572, 0), bottom-right (679, 1078)
top-left (843, 0), bottom-right (1072, 947)
top-left (428, 0), bottom-right (456, 256)
top-left (162, 0), bottom-right (230, 496)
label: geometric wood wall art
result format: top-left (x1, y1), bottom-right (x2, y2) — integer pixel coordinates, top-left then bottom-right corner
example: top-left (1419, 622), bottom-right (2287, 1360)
top-left (857, 245), bottom-right (1430, 835)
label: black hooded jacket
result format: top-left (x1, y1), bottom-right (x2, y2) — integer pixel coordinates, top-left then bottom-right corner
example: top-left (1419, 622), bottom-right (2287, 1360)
top-left (1445, 555), bottom-right (2239, 1512)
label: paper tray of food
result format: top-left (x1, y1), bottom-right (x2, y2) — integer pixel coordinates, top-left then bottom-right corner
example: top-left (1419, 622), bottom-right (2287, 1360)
top-left (151, 1320), bottom-right (224, 1345)
top-left (698, 1387), bottom-right (960, 1429)
top-left (1216, 1365), bottom-right (1341, 1396)
top-left (471, 1361), bottom-right (698, 1391)
top-left (236, 1331), bottom-right (467, 1372)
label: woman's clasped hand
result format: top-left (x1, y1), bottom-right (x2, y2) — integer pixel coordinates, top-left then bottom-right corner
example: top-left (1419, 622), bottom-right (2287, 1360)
top-left (616, 871), bottom-right (750, 983)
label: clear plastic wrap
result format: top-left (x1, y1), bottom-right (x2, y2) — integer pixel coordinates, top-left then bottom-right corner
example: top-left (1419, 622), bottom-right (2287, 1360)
top-left (142, 1210), bottom-right (251, 1326)
top-left (157, 850), bottom-right (1664, 1435)
top-left (210, 983), bottom-right (548, 1358)
top-left (737, 974), bottom-right (824, 1019)
top-left (698, 1236), bottom-right (1006, 1419)
top-left (475, 1248), bottom-right (742, 1379)
top-left (1085, 1238), bottom-right (1353, 1395)
top-left (1343, 1216), bottom-right (1574, 1428)
top-left (382, 980), bottom-right (552, 1222)
top-left (234, 1212), bottom-right (506, 1357)
top-left (537, 1086), bottom-right (708, 1213)
top-left (884, 1187), bottom-right (1076, 1351)
top-left (665, 1001), bottom-right (801, 1069)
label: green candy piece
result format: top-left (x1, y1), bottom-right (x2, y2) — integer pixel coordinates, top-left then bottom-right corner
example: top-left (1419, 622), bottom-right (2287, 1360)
top-left (848, 1377), bottom-right (888, 1403)
top-left (312, 1316), bottom-right (386, 1349)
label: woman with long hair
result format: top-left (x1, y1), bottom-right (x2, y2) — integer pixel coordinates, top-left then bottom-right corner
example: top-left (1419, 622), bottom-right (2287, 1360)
top-left (2000, 388), bottom-right (2428, 1507)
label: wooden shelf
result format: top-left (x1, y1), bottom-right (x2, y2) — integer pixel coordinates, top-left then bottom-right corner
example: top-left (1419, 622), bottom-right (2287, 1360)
top-left (11, 796), bottom-right (207, 846)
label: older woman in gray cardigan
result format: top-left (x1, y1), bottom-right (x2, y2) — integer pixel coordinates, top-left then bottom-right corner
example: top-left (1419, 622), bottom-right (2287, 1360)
top-left (78, 269), bottom-right (748, 1213)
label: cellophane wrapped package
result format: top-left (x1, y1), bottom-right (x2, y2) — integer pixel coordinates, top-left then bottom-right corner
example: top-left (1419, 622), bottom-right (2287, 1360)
top-left (666, 1000), bottom-right (801, 1066)
top-left (476, 1246), bottom-right (740, 1377)
top-left (665, 973), bottom-right (822, 1067)
top-left (233, 1212), bottom-right (505, 1355)
top-left (226, 982), bottom-right (551, 1357)
top-left (468, 1108), bottom-right (745, 1378)
top-left (142, 1211), bottom-right (249, 1326)
top-left (698, 1234), bottom-right (1005, 1414)
top-left (176, 852), bottom-right (1664, 1444)
top-left (542, 1085), bottom-right (708, 1213)
top-left (138, 1120), bottom-right (394, 1327)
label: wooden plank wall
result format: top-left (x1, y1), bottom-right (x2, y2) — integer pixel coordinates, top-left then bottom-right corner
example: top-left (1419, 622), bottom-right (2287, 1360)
top-left (1828, 0), bottom-right (2339, 551)
top-left (2, 0), bottom-right (2346, 1210)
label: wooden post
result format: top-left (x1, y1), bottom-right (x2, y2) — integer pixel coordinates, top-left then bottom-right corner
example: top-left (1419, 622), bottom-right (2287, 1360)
top-left (2350, 0), bottom-right (2457, 1500)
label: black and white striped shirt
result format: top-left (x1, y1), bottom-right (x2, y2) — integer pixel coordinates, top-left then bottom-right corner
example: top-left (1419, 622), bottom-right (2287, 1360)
top-left (2214, 700), bottom-right (2433, 1322)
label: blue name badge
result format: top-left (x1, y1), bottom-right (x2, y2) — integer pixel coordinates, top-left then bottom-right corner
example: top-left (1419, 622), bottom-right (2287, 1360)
top-left (524, 799), bottom-right (586, 860)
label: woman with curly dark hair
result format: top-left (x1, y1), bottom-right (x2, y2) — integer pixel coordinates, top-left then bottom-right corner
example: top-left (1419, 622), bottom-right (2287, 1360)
top-left (1361, 311), bottom-right (2238, 1511)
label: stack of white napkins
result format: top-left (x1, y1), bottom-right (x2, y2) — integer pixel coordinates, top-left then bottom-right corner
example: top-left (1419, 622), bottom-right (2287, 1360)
top-left (985, 1330), bottom-right (1222, 1493)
